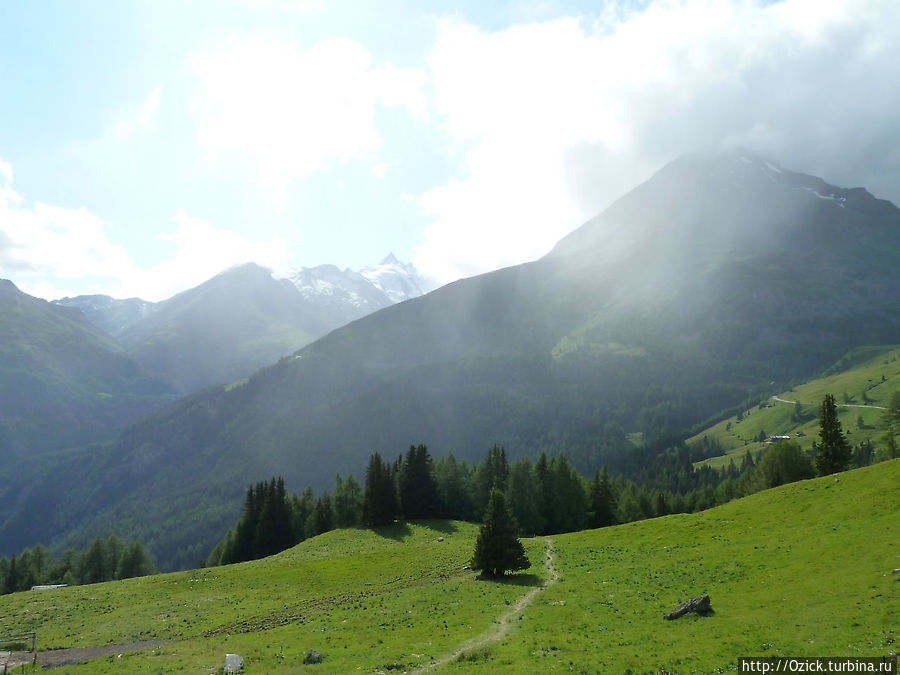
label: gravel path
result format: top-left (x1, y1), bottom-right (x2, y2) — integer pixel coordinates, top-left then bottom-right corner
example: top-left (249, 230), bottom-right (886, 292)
top-left (412, 538), bottom-right (559, 673)
top-left (2, 640), bottom-right (163, 669)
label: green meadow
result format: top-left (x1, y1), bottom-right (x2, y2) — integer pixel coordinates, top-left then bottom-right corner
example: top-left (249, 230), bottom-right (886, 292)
top-left (691, 345), bottom-right (900, 470)
top-left (2, 460), bottom-right (898, 673)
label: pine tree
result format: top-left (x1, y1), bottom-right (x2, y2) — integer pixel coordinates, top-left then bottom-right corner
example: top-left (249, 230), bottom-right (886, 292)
top-left (588, 467), bottom-right (617, 527)
top-left (434, 452), bottom-right (475, 521)
top-left (291, 487), bottom-right (316, 541)
top-left (306, 493), bottom-right (334, 536)
top-left (81, 538), bottom-right (109, 584)
top-left (398, 444), bottom-right (442, 519)
top-left (545, 453), bottom-right (586, 533)
top-left (534, 452), bottom-right (551, 534)
top-left (475, 444), bottom-right (509, 517)
top-left (816, 393), bottom-right (852, 475)
top-left (116, 541), bottom-right (157, 579)
top-left (333, 474), bottom-right (363, 527)
top-left (363, 453), bottom-right (398, 526)
top-left (508, 458), bottom-right (544, 535)
top-left (472, 488), bottom-right (529, 578)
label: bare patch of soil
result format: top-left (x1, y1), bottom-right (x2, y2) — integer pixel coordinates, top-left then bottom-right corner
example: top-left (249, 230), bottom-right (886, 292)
top-left (2, 640), bottom-right (162, 669)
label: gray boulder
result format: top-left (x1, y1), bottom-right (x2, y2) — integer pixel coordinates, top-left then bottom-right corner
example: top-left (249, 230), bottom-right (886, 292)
top-left (303, 649), bottom-right (324, 664)
top-left (664, 594), bottom-right (712, 620)
top-left (224, 653), bottom-right (244, 672)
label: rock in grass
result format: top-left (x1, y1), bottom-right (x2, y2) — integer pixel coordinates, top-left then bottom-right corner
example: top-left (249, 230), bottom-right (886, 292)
top-left (224, 653), bottom-right (244, 672)
top-left (303, 649), bottom-right (324, 664)
top-left (664, 595), bottom-right (712, 620)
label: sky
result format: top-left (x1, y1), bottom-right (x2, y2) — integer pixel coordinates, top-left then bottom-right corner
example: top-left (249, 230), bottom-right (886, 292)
top-left (1, 0), bottom-right (899, 302)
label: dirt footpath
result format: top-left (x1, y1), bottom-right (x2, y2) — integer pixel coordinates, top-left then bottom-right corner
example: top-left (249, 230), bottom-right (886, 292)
top-left (2, 640), bottom-right (162, 669)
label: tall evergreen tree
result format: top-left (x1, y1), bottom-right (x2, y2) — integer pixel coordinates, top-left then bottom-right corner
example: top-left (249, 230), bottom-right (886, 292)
top-left (333, 474), bottom-right (363, 528)
top-left (116, 541), bottom-right (157, 579)
top-left (588, 467), bottom-right (617, 528)
top-left (291, 487), bottom-right (316, 541)
top-left (472, 488), bottom-right (529, 578)
top-left (363, 452), bottom-right (398, 526)
top-left (475, 444), bottom-right (509, 517)
top-left (534, 452), bottom-right (551, 534)
top-left (434, 452), bottom-right (475, 521)
top-left (306, 493), bottom-right (334, 536)
top-left (508, 458), bottom-right (544, 535)
top-left (81, 538), bottom-right (110, 584)
top-left (546, 453), bottom-right (586, 533)
top-left (816, 393), bottom-right (852, 475)
top-left (399, 444), bottom-right (442, 519)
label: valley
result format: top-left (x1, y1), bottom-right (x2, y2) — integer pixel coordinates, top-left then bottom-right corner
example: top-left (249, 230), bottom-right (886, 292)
top-left (2, 152), bottom-right (900, 571)
top-left (4, 5), bottom-right (900, 672)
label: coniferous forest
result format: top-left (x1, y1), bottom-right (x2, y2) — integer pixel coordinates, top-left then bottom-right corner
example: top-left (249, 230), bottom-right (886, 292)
top-left (208, 393), bottom-right (895, 566)
top-left (0, 536), bottom-right (155, 595)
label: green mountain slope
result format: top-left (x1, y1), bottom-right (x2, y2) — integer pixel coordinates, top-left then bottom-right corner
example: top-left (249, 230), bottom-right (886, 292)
top-left (3, 152), bottom-right (900, 569)
top-left (119, 264), bottom-right (322, 394)
top-left (691, 344), bottom-right (900, 470)
top-left (0, 280), bottom-right (173, 462)
top-left (1, 460), bottom-right (896, 672)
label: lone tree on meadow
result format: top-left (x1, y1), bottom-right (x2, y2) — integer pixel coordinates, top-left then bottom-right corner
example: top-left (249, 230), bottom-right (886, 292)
top-left (472, 488), bottom-right (529, 578)
top-left (815, 393), bottom-right (852, 475)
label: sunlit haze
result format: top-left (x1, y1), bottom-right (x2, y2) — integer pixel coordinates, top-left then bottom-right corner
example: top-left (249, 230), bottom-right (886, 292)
top-left (1, 0), bottom-right (899, 301)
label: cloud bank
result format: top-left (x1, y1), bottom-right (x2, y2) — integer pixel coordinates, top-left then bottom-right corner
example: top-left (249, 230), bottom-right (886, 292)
top-left (413, 0), bottom-right (900, 283)
top-left (0, 161), bottom-right (290, 301)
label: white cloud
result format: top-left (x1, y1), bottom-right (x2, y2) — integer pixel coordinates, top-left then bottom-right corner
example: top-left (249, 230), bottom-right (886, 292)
top-left (192, 37), bottom-right (426, 194)
top-left (0, 159), bottom-right (290, 301)
top-left (414, 0), bottom-right (900, 283)
top-left (136, 210), bottom-right (292, 299)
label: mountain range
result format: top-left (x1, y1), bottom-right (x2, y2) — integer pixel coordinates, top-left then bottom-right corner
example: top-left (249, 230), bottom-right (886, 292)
top-left (0, 255), bottom-right (430, 462)
top-left (2, 151), bottom-right (898, 570)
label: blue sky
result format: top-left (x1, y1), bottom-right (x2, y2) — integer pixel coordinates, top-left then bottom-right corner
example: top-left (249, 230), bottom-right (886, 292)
top-left (2, 0), bottom-right (899, 301)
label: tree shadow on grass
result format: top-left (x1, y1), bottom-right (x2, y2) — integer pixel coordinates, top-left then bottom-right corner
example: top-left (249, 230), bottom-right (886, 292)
top-left (476, 572), bottom-right (542, 587)
top-left (372, 521), bottom-right (413, 541)
top-left (416, 519), bottom-right (459, 535)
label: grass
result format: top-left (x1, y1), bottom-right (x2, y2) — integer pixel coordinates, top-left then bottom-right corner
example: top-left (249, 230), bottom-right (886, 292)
top-left (1, 462), bottom-right (897, 673)
top-left (0, 521), bottom-right (547, 673)
top-left (458, 459), bottom-right (900, 673)
top-left (691, 345), bottom-right (900, 470)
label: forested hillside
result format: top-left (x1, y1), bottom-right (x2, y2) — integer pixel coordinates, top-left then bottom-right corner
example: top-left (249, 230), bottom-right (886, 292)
top-left (2, 152), bottom-right (899, 570)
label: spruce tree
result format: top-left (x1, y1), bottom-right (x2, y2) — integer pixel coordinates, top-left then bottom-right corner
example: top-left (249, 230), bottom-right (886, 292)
top-left (588, 467), bottom-right (617, 528)
top-left (816, 393), bottom-right (852, 475)
top-left (434, 452), bottom-right (475, 521)
top-left (475, 444), bottom-right (509, 517)
top-left (472, 488), bottom-right (529, 578)
top-left (363, 452), bottom-right (398, 526)
top-left (116, 541), bottom-right (157, 579)
top-left (508, 458), bottom-right (544, 535)
top-left (399, 444), bottom-right (442, 519)
top-left (333, 474), bottom-right (363, 527)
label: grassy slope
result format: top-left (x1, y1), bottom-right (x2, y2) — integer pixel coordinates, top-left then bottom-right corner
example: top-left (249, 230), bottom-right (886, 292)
top-left (477, 458), bottom-right (899, 673)
top-left (0, 522), bottom-right (547, 673)
top-left (1, 461), bottom-right (897, 673)
top-left (691, 345), bottom-right (900, 470)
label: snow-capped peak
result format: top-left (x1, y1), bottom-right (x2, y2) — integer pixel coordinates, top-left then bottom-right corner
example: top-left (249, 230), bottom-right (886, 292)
top-left (281, 255), bottom-right (433, 314)
top-left (359, 254), bottom-right (432, 304)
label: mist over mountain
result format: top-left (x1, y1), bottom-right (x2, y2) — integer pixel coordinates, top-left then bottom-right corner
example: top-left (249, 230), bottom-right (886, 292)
top-left (0, 254), bottom-right (428, 481)
top-left (53, 295), bottom-right (155, 338)
top-left (3, 152), bottom-right (898, 569)
top-left (0, 280), bottom-right (173, 462)
top-left (50, 255), bottom-right (431, 395)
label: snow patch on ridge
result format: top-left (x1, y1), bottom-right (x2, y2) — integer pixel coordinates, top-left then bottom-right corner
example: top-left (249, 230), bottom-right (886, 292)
top-left (801, 186), bottom-right (847, 207)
